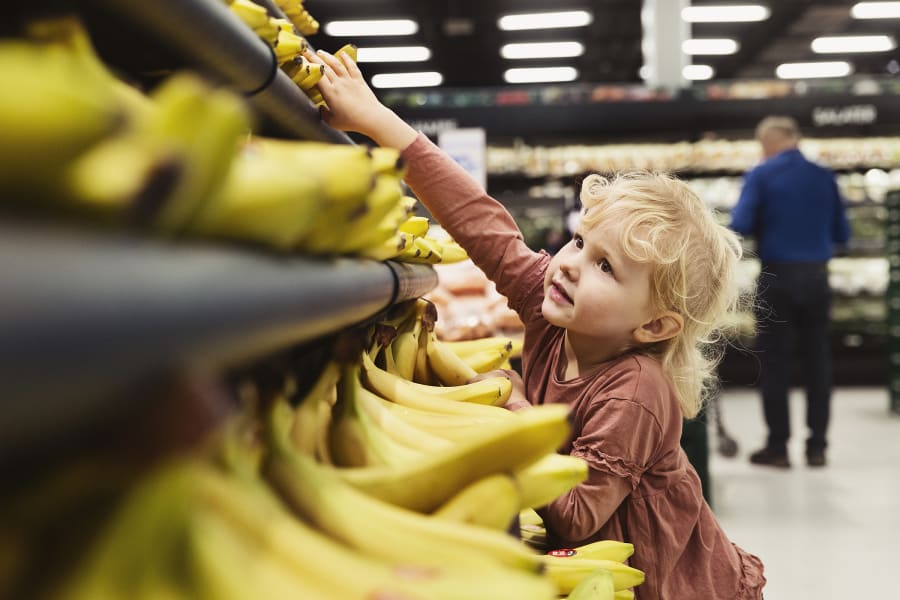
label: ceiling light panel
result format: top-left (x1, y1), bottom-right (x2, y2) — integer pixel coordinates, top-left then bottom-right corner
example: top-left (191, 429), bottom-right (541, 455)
top-left (500, 41), bottom-right (585, 60)
top-left (683, 64), bottom-right (715, 80)
top-left (324, 19), bottom-right (418, 37)
top-left (681, 5), bottom-right (770, 23)
top-left (357, 46), bottom-right (432, 63)
top-left (775, 61), bottom-right (853, 79)
top-left (811, 35), bottom-right (897, 53)
top-left (682, 38), bottom-right (740, 55)
top-left (371, 71), bottom-right (443, 88)
top-left (851, 2), bottom-right (900, 19)
top-left (503, 66), bottom-right (579, 83)
top-left (498, 10), bottom-right (593, 31)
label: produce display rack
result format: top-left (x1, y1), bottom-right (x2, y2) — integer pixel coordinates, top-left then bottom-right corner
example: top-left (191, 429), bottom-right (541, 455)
top-left (0, 1), bottom-right (439, 464)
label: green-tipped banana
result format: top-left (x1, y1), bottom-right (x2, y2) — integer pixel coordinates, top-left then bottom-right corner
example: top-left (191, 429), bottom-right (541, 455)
top-left (565, 567), bottom-right (616, 600)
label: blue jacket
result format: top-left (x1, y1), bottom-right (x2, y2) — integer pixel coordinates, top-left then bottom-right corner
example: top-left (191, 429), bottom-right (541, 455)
top-left (730, 148), bottom-right (851, 263)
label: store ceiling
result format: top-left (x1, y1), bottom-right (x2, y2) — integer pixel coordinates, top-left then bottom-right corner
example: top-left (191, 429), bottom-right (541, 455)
top-left (306, 0), bottom-right (900, 88)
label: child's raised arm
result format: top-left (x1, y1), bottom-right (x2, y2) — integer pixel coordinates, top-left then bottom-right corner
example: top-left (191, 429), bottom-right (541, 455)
top-left (306, 49), bottom-right (417, 151)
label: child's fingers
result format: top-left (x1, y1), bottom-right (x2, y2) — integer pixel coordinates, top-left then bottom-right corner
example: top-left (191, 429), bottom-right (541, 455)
top-left (337, 51), bottom-right (364, 79)
top-left (316, 49), bottom-right (348, 77)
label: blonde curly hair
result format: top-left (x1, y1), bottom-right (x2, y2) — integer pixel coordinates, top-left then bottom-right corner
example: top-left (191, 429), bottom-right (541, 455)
top-left (579, 171), bottom-right (748, 418)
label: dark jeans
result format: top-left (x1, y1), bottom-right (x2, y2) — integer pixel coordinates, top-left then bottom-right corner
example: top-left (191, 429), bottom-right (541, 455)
top-left (755, 262), bottom-right (833, 453)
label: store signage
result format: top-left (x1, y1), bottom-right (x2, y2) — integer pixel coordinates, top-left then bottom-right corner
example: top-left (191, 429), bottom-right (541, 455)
top-left (408, 119), bottom-right (459, 137)
top-left (811, 104), bottom-right (877, 127)
top-left (438, 128), bottom-right (487, 189)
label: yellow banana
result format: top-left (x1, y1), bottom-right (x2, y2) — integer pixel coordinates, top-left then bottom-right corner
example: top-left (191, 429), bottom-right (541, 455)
top-left (361, 350), bottom-right (514, 414)
top-left (615, 590), bottom-right (636, 600)
top-left (370, 146), bottom-right (406, 176)
top-left (446, 335), bottom-right (515, 358)
top-left (331, 173), bottom-right (406, 254)
top-left (385, 321), bottom-right (420, 380)
top-left (335, 43), bottom-right (359, 63)
top-left (253, 18), bottom-right (280, 46)
top-left (289, 361), bottom-right (340, 461)
top-left (350, 194), bottom-right (416, 256)
top-left (297, 63), bottom-right (325, 90)
top-left (186, 145), bottom-right (324, 250)
top-left (356, 230), bottom-right (410, 261)
top-left (263, 434), bottom-right (546, 572)
top-left (520, 507), bottom-right (544, 527)
top-left (542, 555), bottom-right (645, 594)
top-left (91, 73), bottom-right (248, 235)
top-left (197, 464), bottom-right (557, 600)
top-left (514, 452), bottom-right (589, 510)
top-left (520, 523), bottom-right (549, 553)
top-left (432, 473), bottom-right (521, 530)
top-left (425, 330), bottom-right (480, 385)
top-left (351, 372), bottom-right (452, 454)
top-left (565, 567), bottom-right (616, 600)
top-left (547, 539), bottom-right (635, 564)
top-left (0, 36), bottom-right (125, 197)
top-left (434, 238), bottom-right (470, 263)
top-left (396, 234), bottom-right (445, 264)
top-left (335, 403), bottom-right (572, 513)
top-left (398, 214), bottom-right (430, 237)
top-left (228, 0), bottom-right (269, 31)
top-left (274, 29), bottom-right (307, 64)
top-left (245, 137), bottom-right (375, 211)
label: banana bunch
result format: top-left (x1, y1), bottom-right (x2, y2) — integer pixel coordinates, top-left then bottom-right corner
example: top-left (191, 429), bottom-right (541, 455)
top-left (273, 0), bottom-right (320, 35)
top-left (514, 510), bottom-right (644, 599)
top-left (0, 17), bottom-right (251, 231)
top-left (444, 334), bottom-right (523, 373)
top-left (46, 449), bottom-right (557, 600)
top-left (225, 0), bottom-right (309, 65)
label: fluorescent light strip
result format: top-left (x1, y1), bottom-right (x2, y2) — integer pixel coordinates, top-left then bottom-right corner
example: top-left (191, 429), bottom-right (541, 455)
top-left (498, 10), bottom-right (593, 31)
top-left (503, 66), bottom-right (578, 83)
top-left (371, 71), bottom-right (443, 88)
top-left (324, 19), bottom-right (418, 37)
top-left (681, 5), bottom-right (770, 23)
top-left (851, 2), bottom-right (900, 19)
top-left (357, 46), bottom-right (432, 63)
top-left (811, 35), bottom-right (896, 53)
top-left (775, 61), bottom-right (853, 79)
top-left (683, 64), bottom-right (715, 80)
top-left (682, 38), bottom-right (740, 55)
top-left (500, 41), bottom-right (585, 59)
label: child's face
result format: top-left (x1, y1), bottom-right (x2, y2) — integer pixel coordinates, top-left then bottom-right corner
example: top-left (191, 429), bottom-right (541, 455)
top-left (542, 220), bottom-right (656, 359)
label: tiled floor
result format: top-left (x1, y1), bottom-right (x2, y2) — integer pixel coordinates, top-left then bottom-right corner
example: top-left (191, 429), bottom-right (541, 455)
top-left (708, 386), bottom-right (900, 600)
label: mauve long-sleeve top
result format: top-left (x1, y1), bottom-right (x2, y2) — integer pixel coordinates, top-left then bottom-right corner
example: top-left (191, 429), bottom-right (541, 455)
top-left (400, 132), bottom-right (765, 600)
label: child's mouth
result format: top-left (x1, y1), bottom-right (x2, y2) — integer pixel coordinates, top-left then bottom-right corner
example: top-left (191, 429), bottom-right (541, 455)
top-left (549, 281), bottom-right (573, 305)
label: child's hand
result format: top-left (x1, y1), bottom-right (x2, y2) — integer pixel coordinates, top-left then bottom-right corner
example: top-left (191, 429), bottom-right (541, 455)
top-left (305, 49), bottom-right (380, 134)
top-left (305, 49), bottom-right (417, 150)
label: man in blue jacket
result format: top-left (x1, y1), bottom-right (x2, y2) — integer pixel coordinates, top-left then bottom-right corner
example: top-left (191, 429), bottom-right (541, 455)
top-left (730, 116), bottom-right (851, 468)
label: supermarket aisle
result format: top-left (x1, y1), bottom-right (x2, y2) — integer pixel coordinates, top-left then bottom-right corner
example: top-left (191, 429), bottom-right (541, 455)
top-left (709, 387), bottom-right (900, 600)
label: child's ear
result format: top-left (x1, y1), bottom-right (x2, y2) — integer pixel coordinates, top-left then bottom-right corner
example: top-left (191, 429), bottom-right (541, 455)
top-left (634, 312), bottom-right (684, 344)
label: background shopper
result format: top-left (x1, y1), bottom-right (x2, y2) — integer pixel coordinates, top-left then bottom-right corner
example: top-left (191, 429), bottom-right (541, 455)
top-left (730, 116), bottom-right (851, 468)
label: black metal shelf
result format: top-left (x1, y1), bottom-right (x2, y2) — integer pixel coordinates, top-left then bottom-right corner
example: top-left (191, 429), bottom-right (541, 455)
top-left (82, 0), bottom-right (351, 144)
top-left (0, 220), bottom-right (436, 458)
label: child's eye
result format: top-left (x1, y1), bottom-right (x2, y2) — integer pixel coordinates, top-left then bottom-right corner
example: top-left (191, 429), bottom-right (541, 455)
top-left (573, 234), bottom-right (584, 249)
top-left (598, 258), bottom-right (614, 274)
